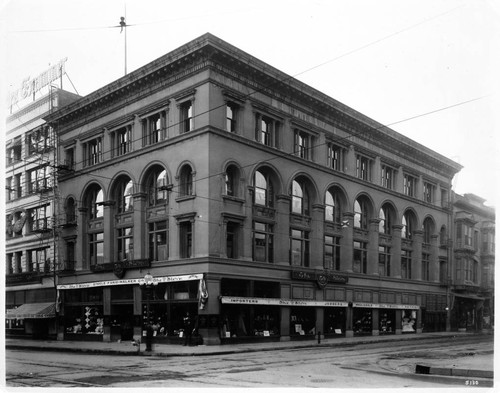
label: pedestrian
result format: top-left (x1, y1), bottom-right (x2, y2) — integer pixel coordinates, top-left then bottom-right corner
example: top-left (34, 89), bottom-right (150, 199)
top-left (183, 311), bottom-right (193, 346)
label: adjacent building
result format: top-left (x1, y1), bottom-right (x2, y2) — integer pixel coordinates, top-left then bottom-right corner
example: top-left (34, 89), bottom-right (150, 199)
top-left (5, 88), bottom-right (80, 338)
top-left (7, 33), bottom-right (493, 345)
top-left (450, 192), bottom-right (495, 331)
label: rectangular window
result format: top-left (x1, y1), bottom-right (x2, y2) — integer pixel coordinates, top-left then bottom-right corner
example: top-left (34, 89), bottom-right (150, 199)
top-left (353, 241), bottom-right (367, 273)
top-left (179, 221), bottom-right (193, 258)
top-left (115, 126), bottom-right (132, 156)
top-left (117, 227), bottom-right (133, 261)
top-left (327, 143), bottom-right (344, 171)
top-left (89, 232), bottom-right (104, 265)
top-left (85, 138), bottom-right (102, 166)
top-left (381, 165), bottom-right (395, 190)
top-left (290, 229), bottom-right (309, 267)
top-left (29, 204), bottom-right (52, 232)
top-left (226, 103), bottom-right (237, 132)
top-left (464, 224), bottom-right (473, 247)
top-left (226, 222), bottom-right (239, 259)
top-left (14, 174), bottom-right (22, 198)
top-left (356, 155), bottom-right (372, 181)
top-left (6, 141), bottom-right (21, 166)
top-left (149, 221), bottom-right (168, 261)
top-left (28, 248), bottom-right (49, 273)
top-left (439, 260), bottom-right (447, 284)
top-left (255, 113), bottom-right (280, 148)
top-left (28, 166), bottom-right (51, 193)
top-left (253, 222), bottom-right (274, 263)
top-left (294, 130), bottom-right (311, 160)
top-left (422, 253), bottom-right (430, 281)
top-left (403, 174), bottom-right (416, 197)
top-left (27, 126), bottom-right (53, 155)
top-left (423, 182), bottom-right (435, 203)
top-left (378, 246), bottom-right (391, 276)
top-left (180, 101), bottom-right (193, 133)
top-left (324, 235), bottom-right (340, 270)
top-left (401, 250), bottom-right (412, 279)
top-left (6, 177), bottom-right (13, 201)
top-left (142, 111), bottom-right (167, 145)
top-left (64, 148), bottom-right (75, 170)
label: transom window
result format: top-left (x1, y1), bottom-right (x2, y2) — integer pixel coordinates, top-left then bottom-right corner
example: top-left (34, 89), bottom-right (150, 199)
top-left (147, 169), bottom-right (169, 206)
top-left (354, 198), bottom-right (369, 229)
top-left (87, 186), bottom-right (104, 219)
top-left (116, 179), bottom-right (134, 213)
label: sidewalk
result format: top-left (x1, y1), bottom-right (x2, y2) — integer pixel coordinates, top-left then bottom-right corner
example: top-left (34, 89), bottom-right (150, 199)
top-left (6, 331), bottom-right (494, 378)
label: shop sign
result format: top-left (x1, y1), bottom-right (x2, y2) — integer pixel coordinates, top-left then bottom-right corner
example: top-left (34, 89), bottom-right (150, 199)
top-left (220, 296), bottom-right (348, 307)
top-left (353, 302), bottom-right (420, 310)
top-left (57, 273), bottom-right (203, 290)
top-left (292, 269), bottom-right (348, 285)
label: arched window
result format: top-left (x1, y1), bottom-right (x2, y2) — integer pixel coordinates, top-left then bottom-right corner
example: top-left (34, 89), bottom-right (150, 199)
top-left (87, 186), bottom-right (103, 219)
top-left (325, 189), bottom-right (342, 223)
top-left (354, 198), bottom-right (369, 229)
top-left (147, 169), bottom-right (168, 206)
top-left (423, 217), bottom-right (434, 244)
top-left (179, 165), bottom-right (193, 196)
top-left (402, 212), bottom-right (415, 239)
top-left (66, 197), bottom-right (76, 224)
top-left (116, 179), bottom-right (134, 213)
top-left (254, 170), bottom-right (273, 207)
top-left (379, 204), bottom-right (393, 234)
top-left (224, 165), bottom-right (239, 197)
top-left (291, 179), bottom-right (309, 216)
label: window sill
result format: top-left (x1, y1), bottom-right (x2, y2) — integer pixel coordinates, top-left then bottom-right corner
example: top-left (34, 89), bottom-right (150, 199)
top-left (175, 195), bottom-right (196, 203)
top-left (222, 195), bottom-right (245, 204)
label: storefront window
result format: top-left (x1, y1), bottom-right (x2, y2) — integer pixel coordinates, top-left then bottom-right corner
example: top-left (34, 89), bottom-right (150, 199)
top-left (324, 308), bottom-right (346, 336)
top-left (379, 310), bottom-right (395, 334)
top-left (290, 307), bottom-right (316, 336)
top-left (402, 309), bottom-right (417, 333)
top-left (65, 305), bottom-right (104, 335)
top-left (353, 308), bottom-right (372, 335)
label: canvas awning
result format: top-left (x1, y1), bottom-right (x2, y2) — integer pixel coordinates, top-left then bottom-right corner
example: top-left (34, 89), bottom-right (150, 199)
top-left (6, 302), bottom-right (56, 319)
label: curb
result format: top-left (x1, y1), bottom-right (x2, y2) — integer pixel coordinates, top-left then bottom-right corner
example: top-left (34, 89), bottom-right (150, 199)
top-left (6, 332), bottom-right (457, 357)
top-left (415, 364), bottom-right (494, 379)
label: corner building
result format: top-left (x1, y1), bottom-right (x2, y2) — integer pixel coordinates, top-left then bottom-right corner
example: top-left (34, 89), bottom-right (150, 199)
top-left (47, 34), bottom-right (463, 345)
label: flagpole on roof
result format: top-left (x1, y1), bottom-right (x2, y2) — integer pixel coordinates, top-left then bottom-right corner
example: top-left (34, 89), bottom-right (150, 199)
top-left (120, 6), bottom-right (127, 75)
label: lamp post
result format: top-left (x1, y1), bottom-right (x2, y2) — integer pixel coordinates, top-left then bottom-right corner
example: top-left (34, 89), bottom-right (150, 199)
top-left (140, 272), bottom-right (158, 351)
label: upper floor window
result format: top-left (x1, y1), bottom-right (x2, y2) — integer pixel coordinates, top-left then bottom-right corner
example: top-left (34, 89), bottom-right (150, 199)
top-left (254, 170), bottom-right (273, 207)
top-left (402, 211), bottom-right (416, 239)
top-left (179, 165), bottom-right (194, 197)
top-left (147, 168), bottom-right (168, 207)
top-left (180, 101), bottom-right (193, 133)
top-left (28, 166), bottom-right (51, 193)
top-left (253, 221), bottom-right (274, 263)
top-left (6, 177), bottom-right (13, 201)
top-left (116, 178), bottom-right (134, 213)
top-left (291, 180), bottom-right (309, 216)
top-left (381, 165), bottom-right (396, 190)
top-left (423, 217), bottom-right (434, 244)
top-left (482, 231), bottom-right (495, 254)
top-left (87, 186), bottom-right (104, 219)
top-left (423, 182), bottom-right (435, 203)
top-left (226, 103), bottom-right (238, 132)
top-left (64, 148), bottom-right (75, 170)
top-left (84, 137), bottom-right (103, 167)
top-left (29, 204), bottom-right (52, 232)
top-left (6, 139), bottom-right (22, 165)
top-left (403, 174), bottom-right (417, 197)
top-left (325, 235), bottom-right (340, 270)
top-left (27, 126), bottom-right (53, 155)
top-left (65, 197), bottom-right (76, 224)
top-left (379, 205), bottom-right (393, 234)
top-left (224, 165), bottom-right (240, 197)
top-left (294, 130), bottom-right (312, 160)
top-left (356, 154), bottom-right (372, 181)
top-left (113, 125), bottom-right (132, 157)
top-left (290, 229), bottom-right (309, 267)
top-left (325, 189), bottom-right (342, 223)
top-left (354, 198), bottom-right (369, 229)
top-left (255, 113), bottom-right (280, 148)
top-left (327, 143), bottom-right (344, 171)
top-left (142, 111), bottom-right (167, 145)
top-left (28, 247), bottom-right (50, 273)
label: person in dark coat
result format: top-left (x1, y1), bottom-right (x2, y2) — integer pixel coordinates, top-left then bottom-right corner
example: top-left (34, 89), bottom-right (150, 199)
top-left (183, 311), bottom-right (193, 346)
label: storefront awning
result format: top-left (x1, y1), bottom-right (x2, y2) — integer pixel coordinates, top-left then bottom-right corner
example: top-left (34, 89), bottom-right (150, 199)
top-left (220, 296), bottom-right (348, 307)
top-left (6, 302), bottom-right (56, 319)
top-left (452, 293), bottom-right (485, 301)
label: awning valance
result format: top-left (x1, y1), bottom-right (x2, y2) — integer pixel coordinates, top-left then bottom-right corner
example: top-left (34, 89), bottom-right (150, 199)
top-left (453, 293), bottom-right (485, 301)
top-left (6, 302), bottom-right (56, 319)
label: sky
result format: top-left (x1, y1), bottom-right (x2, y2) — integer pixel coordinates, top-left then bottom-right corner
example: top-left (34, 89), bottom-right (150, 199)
top-left (1, 0), bottom-right (499, 206)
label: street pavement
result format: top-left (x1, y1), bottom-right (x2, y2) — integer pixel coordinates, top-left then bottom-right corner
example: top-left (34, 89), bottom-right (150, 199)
top-left (5, 331), bottom-right (494, 379)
